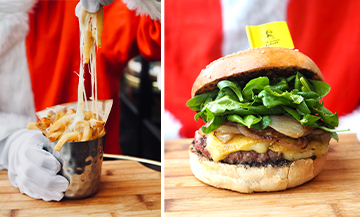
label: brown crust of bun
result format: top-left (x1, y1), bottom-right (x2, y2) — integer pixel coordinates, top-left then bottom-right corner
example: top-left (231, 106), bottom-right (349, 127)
top-left (189, 148), bottom-right (327, 193)
top-left (191, 47), bottom-right (324, 97)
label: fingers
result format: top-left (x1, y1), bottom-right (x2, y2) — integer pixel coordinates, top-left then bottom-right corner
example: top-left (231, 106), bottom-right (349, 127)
top-left (24, 146), bottom-right (62, 175)
top-left (80, 0), bottom-right (100, 13)
top-left (98, 0), bottom-right (115, 6)
top-left (16, 175), bottom-right (67, 201)
top-left (21, 165), bottom-right (69, 193)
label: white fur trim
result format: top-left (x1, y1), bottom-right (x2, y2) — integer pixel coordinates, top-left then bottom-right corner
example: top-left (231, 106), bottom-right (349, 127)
top-left (0, 112), bottom-right (34, 141)
top-left (0, 0), bottom-right (37, 58)
top-left (0, 0), bottom-right (37, 128)
top-left (122, 0), bottom-right (161, 21)
top-left (338, 106), bottom-right (360, 142)
top-left (164, 110), bottom-right (183, 140)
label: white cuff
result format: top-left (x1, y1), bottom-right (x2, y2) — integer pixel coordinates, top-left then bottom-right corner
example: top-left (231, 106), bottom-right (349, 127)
top-left (0, 112), bottom-right (34, 141)
top-left (122, 0), bottom-right (161, 21)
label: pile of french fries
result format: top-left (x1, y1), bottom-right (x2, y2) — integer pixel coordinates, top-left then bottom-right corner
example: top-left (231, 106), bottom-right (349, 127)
top-left (27, 108), bottom-right (105, 151)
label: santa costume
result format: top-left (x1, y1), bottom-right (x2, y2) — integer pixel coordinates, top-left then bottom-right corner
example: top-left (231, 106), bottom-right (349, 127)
top-left (0, 0), bottom-right (161, 154)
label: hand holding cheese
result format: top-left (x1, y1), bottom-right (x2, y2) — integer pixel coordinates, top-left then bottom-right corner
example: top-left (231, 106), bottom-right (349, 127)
top-left (0, 130), bottom-right (69, 201)
top-left (75, 0), bottom-right (114, 16)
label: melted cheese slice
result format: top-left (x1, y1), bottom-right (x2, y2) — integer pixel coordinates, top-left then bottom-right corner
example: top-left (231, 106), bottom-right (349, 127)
top-left (206, 132), bottom-right (329, 162)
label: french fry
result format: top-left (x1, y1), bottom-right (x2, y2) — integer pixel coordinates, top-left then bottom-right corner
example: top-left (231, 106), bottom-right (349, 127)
top-left (96, 5), bottom-right (104, 48)
top-left (54, 111), bottom-right (65, 122)
top-left (66, 108), bottom-right (76, 115)
top-left (33, 118), bottom-right (51, 136)
top-left (40, 117), bottom-right (52, 128)
top-left (54, 132), bottom-right (80, 151)
top-left (81, 123), bottom-right (93, 141)
top-left (89, 119), bottom-right (105, 128)
top-left (27, 122), bottom-right (40, 130)
top-left (84, 111), bottom-right (92, 120)
top-left (84, 30), bottom-right (92, 64)
top-left (48, 115), bottom-right (72, 135)
top-left (47, 130), bottom-right (64, 143)
top-left (92, 113), bottom-right (103, 121)
top-left (98, 126), bottom-right (105, 137)
top-left (91, 126), bottom-right (99, 140)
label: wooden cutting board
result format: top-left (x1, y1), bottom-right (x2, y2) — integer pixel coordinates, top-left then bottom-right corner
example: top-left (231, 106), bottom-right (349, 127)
top-left (165, 134), bottom-right (360, 216)
top-left (0, 160), bottom-right (161, 217)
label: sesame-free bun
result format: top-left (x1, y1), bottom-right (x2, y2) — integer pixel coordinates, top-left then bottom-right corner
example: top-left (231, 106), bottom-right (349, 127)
top-left (191, 47), bottom-right (324, 97)
top-left (189, 149), bottom-right (327, 193)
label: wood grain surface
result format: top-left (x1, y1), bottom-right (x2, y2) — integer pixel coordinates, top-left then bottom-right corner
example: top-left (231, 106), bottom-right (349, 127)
top-left (165, 134), bottom-right (360, 216)
top-left (0, 160), bottom-right (161, 217)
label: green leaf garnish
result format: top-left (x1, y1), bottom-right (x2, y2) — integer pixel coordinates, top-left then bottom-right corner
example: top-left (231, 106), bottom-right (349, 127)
top-left (186, 72), bottom-right (348, 139)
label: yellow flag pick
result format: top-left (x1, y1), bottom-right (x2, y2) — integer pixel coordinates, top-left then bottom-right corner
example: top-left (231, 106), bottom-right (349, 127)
top-left (246, 21), bottom-right (294, 49)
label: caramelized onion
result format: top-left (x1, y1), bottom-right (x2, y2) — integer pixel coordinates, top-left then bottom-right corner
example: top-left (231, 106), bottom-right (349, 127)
top-left (214, 132), bottom-right (235, 143)
top-left (237, 125), bottom-right (307, 150)
top-left (269, 115), bottom-right (313, 138)
top-left (213, 125), bottom-right (241, 143)
top-left (215, 125), bottom-right (241, 134)
top-left (197, 129), bottom-right (206, 136)
top-left (237, 125), bottom-right (264, 140)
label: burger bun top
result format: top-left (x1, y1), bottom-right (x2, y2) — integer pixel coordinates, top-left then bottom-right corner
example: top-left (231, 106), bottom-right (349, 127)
top-left (191, 47), bottom-right (324, 97)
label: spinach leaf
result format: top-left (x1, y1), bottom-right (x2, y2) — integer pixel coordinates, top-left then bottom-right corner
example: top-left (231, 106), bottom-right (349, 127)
top-left (217, 80), bottom-right (243, 101)
top-left (282, 106), bottom-right (301, 121)
top-left (258, 90), bottom-right (292, 108)
top-left (201, 109), bottom-right (225, 133)
top-left (227, 115), bottom-right (261, 129)
top-left (270, 78), bottom-right (288, 92)
top-left (300, 114), bottom-right (321, 125)
top-left (186, 90), bottom-right (218, 110)
top-left (252, 115), bottom-right (272, 130)
top-left (242, 77), bottom-right (269, 100)
top-left (310, 79), bottom-right (331, 98)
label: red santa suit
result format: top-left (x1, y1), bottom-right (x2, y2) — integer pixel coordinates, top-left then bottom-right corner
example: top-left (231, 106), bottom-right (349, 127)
top-left (164, 0), bottom-right (360, 139)
top-left (0, 0), bottom-right (161, 154)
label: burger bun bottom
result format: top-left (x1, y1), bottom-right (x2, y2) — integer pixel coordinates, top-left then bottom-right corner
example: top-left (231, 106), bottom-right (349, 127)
top-left (189, 148), bottom-right (327, 193)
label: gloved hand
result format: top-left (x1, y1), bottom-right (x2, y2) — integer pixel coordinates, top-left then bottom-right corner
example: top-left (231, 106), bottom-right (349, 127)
top-left (0, 129), bottom-right (68, 201)
top-left (75, 0), bottom-right (115, 16)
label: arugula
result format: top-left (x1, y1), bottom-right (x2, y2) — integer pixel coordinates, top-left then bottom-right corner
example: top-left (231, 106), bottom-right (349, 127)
top-left (186, 72), bottom-right (348, 141)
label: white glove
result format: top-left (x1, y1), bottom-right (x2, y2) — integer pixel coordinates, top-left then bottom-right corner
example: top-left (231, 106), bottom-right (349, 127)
top-left (0, 129), bottom-right (68, 201)
top-left (75, 0), bottom-right (115, 16)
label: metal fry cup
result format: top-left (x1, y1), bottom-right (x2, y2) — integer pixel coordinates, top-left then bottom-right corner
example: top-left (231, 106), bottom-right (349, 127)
top-left (44, 135), bottom-right (106, 199)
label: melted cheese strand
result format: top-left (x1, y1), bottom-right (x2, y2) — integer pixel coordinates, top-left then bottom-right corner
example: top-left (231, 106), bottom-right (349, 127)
top-left (75, 6), bottom-right (102, 125)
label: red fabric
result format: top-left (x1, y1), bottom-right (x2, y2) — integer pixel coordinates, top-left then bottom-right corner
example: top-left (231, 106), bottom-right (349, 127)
top-left (164, 1), bottom-right (223, 138)
top-left (287, 0), bottom-right (360, 117)
top-left (26, 0), bottom-right (161, 154)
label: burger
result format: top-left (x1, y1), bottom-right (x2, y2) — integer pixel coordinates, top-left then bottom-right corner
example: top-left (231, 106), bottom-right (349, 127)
top-left (186, 47), bottom-right (342, 193)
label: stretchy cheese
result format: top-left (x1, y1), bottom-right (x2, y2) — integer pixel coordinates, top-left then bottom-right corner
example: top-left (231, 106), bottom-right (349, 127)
top-left (68, 5), bottom-right (104, 132)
